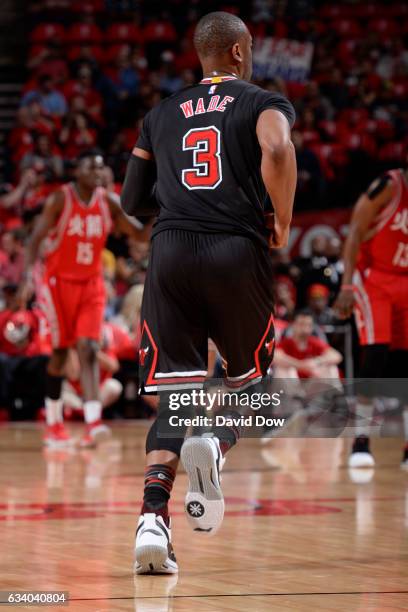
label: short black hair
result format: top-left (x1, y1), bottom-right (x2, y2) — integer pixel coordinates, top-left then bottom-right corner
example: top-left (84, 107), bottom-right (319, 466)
top-left (194, 11), bottom-right (248, 58)
top-left (294, 308), bottom-right (314, 320)
top-left (77, 149), bottom-right (104, 164)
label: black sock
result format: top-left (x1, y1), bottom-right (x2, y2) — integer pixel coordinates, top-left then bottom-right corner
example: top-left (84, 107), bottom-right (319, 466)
top-left (45, 374), bottom-right (64, 400)
top-left (212, 411), bottom-right (241, 456)
top-left (141, 464), bottom-right (175, 525)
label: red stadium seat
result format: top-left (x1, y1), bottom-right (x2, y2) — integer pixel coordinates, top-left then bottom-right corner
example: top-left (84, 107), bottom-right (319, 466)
top-left (373, 120), bottom-right (395, 141)
top-left (368, 19), bottom-right (399, 37)
top-left (310, 143), bottom-right (348, 179)
top-left (66, 23), bottom-right (102, 44)
top-left (71, 0), bottom-right (104, 12)
top-left (286, 82), bottom-right (307, 100)
top-left (301, 130), bottom-right (320, 146)
top-left (339, 131), bottom-right (376, 155)
top-left (319, 4), bottom-right (353, 19)
top-left (392, 78), bottom-right (408, 99)
top-left (143, 20), bottom-right (177, 43)
top-left (101, 44), bottom-right (131, 66)
top-left (352, 3), bottom-right (381, 19)
top-left (66, 45), bottom-right (104, 64)
top-left (330, 19), bottom-right (361, 38)
top-left (30, 23), bottom-right (65, 44)
top-left (106, 23), bottom-right (143, 44)
top-left (318, 120), bottom-right (338, 140)
top-left (339, 108), bottom-right (369, 125)
top-left (355, 118), bottom-right (377, 136)
top-left (28, 45), bottom-right (48, 62)
top-left (388, 3), bottom-right (408, 18)
top-left (379, 142), bottom-right (406, 163)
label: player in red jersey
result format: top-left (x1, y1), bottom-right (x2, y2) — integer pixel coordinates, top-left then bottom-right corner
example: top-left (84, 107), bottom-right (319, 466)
top-left (335, 164), bottom-right (408, 468)
top-left (21, 151), bottom-right (150, 447)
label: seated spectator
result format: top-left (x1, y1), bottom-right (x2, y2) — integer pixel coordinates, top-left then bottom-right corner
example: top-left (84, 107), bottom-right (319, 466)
top-left (59, 112), bottom-right (97, 159)
top-left (63, 322), bottom-right (125, 418)
top-left (19, 163), bottom-right (57, 211)
top-left (0, 293), bottom-right (50, 418)
top-left (10, 103), bottom-right (56, 164)
top-left (306, 283), bottom-right (337, 327)
top-left (27, 42), bottom-right (69, 86)
top-left (292, 130), bottom-right (325, 210)
top-left (274, 275), bottom-right (296, 321)
top-left (0, 169), bottom-right (37, 224)
top-left (63, 64), bottom-right (103, 125)
top-left (293, 235), bottom-right (342, 307)
top-left (101, 166), bottom-right (121, 195)
top-left (158, 60), bottom-right (184, 95)
top-left (21, 74), bottom-right (68, 117)
top-left (105, 45), bottom-right (140, 109)
top-left (111, 283), bottom-right (143, 340)
top-left (0, 229), bottom-right (26, 288)
top-left (20, 132), bottom-right (64, 181)
top-left (274, 310), bottom-right (342, 380)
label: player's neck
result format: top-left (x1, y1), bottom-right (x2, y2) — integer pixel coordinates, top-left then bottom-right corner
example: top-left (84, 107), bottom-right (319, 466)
top-left (74, 182), bottom-right (94, 205)
top-left (201, 66), bottom-right (239, 80)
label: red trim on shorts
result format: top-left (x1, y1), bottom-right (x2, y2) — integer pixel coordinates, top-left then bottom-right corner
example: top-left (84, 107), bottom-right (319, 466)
top-left (253, 314), bottom-right (275, 376)
top-left (224, 314), bottom-right (275, 388)
top-left (142, 321), bottom-right (206, 387)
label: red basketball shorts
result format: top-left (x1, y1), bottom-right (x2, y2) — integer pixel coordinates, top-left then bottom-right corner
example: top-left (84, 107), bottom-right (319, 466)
top-left (41, 273), bottom-right (106, 349)
top-left (353, 268), bottom-right (408, 349)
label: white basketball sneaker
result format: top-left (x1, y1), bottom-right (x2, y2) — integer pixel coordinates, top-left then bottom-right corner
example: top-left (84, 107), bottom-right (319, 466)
top-left (180, 435), bottom-right (225, 535)
top-left (134, 513), bottom-right (178, 575)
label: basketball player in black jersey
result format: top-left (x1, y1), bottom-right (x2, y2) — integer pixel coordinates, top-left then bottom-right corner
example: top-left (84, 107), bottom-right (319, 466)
top-left (122, 11), bottom-right (297, 574)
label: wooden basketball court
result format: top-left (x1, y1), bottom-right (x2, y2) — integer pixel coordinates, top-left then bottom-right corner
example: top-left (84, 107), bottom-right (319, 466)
top-left (0, 422), bottom-right (407, 611)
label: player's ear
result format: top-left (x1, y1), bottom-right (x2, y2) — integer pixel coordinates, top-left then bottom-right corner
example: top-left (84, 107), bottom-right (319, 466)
top-left (232, 42), bottom-right (243, 65)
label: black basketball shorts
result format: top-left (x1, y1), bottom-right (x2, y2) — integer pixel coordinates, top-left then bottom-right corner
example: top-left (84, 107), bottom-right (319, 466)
top-left (139, 230), bottom-right (275, 393)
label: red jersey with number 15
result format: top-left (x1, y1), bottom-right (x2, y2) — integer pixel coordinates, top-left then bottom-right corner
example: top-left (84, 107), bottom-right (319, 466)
top-left (358, 169), bottom-right (408, 274)
top-left (44, 183), bottom-right (112, 280)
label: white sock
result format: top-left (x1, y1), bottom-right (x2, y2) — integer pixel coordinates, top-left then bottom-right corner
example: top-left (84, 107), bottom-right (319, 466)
top-left (84, 400), bottom-right (102, 424)
top-left (354, 401), bottom-right (375, 437)
top-left (403, 407), bottom-right (408, 442)
top-left (45, 398), bottom-right (63, 426)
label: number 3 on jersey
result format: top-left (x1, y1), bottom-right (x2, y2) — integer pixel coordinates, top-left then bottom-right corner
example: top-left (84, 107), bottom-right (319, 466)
top-left (182, 126), bottom-right (222, 190)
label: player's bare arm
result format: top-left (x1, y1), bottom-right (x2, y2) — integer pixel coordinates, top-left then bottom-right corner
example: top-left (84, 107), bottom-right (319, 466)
top-left (334, 176), bottom-right (395, 319)
top-left (107, 191), bottom-right (153, 242)
top-left (20, 190), bottom-right (64, 302)
top-left (121, 148), bottom-right (159, 217)
top-left (256, 108), bottom-right (297, 249)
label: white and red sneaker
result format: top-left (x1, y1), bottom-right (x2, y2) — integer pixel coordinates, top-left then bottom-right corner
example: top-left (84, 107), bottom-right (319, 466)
top-left (43, 423), bottom-right (72, 448)
top-left (134, 513), bottom-right (178, 574)
top-left (79, 420), bottom-right (111, 448)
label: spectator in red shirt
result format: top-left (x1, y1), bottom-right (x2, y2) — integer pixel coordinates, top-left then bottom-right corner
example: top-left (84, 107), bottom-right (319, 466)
top-left (0, 288), bottom-right (50, 418)
top-left (28, 42), bottom-right (69, 87)
top-left (274, 310), bottom-right (342, 380)
top-left (59, 112), bottom-right (97, 159)
top-left (63, 65), bottom-right (103, 124)
top-left (0, 229), bottom-right (26, 288)
top-left (0, 307), bottom-right (45, 357)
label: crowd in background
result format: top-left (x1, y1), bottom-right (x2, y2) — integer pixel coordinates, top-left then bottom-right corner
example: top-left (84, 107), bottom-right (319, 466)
top-left (0, 0), bottom-right (406, 418)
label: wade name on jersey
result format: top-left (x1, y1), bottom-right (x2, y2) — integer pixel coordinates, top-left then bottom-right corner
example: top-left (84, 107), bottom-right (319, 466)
top-left (180, 95), bottom-right (235, 118)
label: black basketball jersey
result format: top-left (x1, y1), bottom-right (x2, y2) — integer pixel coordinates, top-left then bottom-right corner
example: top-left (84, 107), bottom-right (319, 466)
top-left (137, 76), bottom-right (295, 248)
